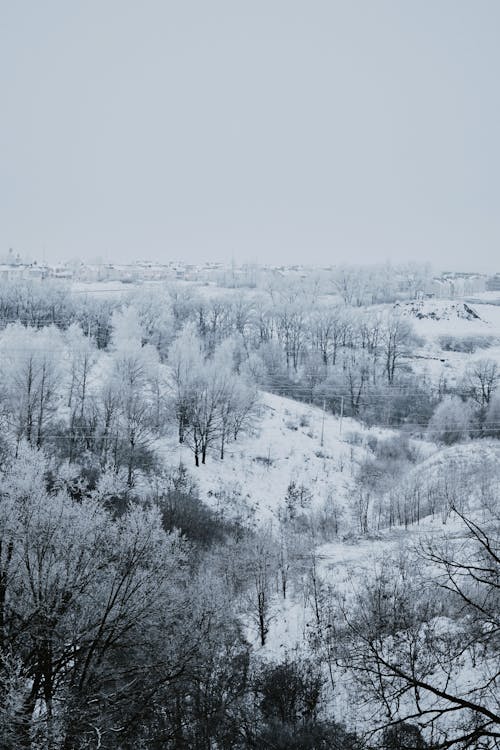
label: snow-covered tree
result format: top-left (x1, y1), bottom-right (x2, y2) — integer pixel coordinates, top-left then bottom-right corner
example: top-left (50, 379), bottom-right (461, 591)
top-left (427, 395), bottom-right (473, 445)
top-left (65, 323), bottom-right (98, 415)
top-left (0, 447), bottom-right (208, 748)
top-left (0, 324), bottom-right (64, 448)
top-left (484, 391), bottom-right (500, 438)
top-left (331, 510), bottom-right (500, 749)
top-left (380, 312), bottom-right (416, 385)
top-left (168, 322), bottom-right (205, 444)
top-left (126, 287), bottom-right (174, 358)
top-left (463, 358), bottom-right (499, 407)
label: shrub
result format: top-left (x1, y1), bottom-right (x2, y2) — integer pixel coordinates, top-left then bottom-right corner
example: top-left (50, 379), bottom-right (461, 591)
top-left (439, 334), bottom-right (495, 353)
top-left (427, 396), bottom-right (473, 445)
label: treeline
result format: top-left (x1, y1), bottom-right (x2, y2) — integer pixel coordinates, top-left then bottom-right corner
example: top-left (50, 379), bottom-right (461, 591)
top-left (3, 278), bottom-right (500, 447)
top-left (0, 279), bottom-right (434, 430)
top-left (1, 277), bottom-right (500, 452)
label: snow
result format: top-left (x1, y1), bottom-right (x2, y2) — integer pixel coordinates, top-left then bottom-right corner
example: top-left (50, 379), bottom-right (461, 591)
top-left (396, 298), bottom-right (500, 339)
top-left (159, 391), bottom-right (389, 528)
top-left (395, 299), bottom-right (500, 387)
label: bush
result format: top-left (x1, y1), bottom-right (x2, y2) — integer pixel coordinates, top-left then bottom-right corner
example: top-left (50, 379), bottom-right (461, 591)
top-left (345, 430), bottom-right (364, 446)
top-left (374, 434), bottom-right (415, 462)
top-left (427, 396), bottom-right (473, 445)
top-left (483, 391), bottom-right (500, 438)
top-left (358, 378), bottom-right (436, 429)
top-left (258, 720), bottom-right (361, 750)
top-left (254, 658), bottom-right (323, 726)
top-left (382, 721), bottom-right (428, 749)
top-left (157, 477), bottom-right (238, 548)
top-left (251, 657), bottom-right (361, 749)
top-left (439, 334), bottom-right (495, 353)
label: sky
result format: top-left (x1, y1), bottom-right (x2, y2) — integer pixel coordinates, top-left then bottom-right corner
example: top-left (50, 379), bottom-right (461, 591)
top-left (1, 1), bottom-right (499, 271)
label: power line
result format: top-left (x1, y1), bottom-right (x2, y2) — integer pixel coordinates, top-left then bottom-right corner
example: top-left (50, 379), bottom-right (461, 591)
top-left (5, 421), bottom-right (500, 438)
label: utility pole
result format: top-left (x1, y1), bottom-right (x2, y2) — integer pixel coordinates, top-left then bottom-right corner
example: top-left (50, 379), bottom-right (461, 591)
top-left (320, 398), bottom-right (326, 447)
top-left (339, 396), bottom-right (344, 435)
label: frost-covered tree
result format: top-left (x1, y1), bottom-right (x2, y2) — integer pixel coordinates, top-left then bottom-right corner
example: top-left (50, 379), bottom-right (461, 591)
top-left (110, 343), bottom-right (160, 484)
top-left (274, 301), bottom-right (307, 373)
top-left (110, 304), bottom-right (144, 348)
top-left (463, 358), bottom-right (499, 408)
top-left (427, 395), bottom-right (473, 445)
top-left (91, 310), bottom-right (163, 483)
top-left (242, 534), bottom-right (277, 647)
top-left (168, 322), bottom-right (205, 444)
top-left (380, 313), bottom-right (416, 385)
top-left (332, 266), bottom-right (369, 306)
top-left (184, 359), bottom-right (227, 466)
top-left (0, 279), bottom-right (74, 330)
top-left (0, 324), bottom-right (64, 448)
top-left (65, 323), bottom-right (97, 415)
top-left (126, 287), bottom-right (174, 358)
top-left (484, 391), bottom-right (500, 438)
top-left (309, 305), bottom-right (350, 367)
top-left (212, 340), bottom-right (260, 459)
top-left (61, 324), bottom-right (99, 462)
top-left (0, 447), bottom-right (209, 749)
top-left (74, 294), bottom-right (116, 348)
top-left (330, 510), bottom-right (500, 749)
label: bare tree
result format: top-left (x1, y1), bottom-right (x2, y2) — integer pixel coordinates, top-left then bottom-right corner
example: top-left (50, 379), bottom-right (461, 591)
top-left (0, 324), bottom-right (63, 449)
top-left (330, 509), bottom-right (500, 749)
top-left (274, 302), bottom-right (307, 374)
top-left (463, 358), bottom-right (499, 408)
top-left (241, 534), bottom-right (277, 647)
top-left (381, 313), bottom-right (416, 385)
top-left (168, 323), bottom-right (205, 444)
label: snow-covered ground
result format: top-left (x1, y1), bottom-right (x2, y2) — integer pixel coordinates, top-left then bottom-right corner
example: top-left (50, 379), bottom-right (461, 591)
top-left (397, 299), bottom-right (500, 386)
top-left (406, 299), bottom-right (500, 338)
top-left (160, 391), bottom-right (393, 527)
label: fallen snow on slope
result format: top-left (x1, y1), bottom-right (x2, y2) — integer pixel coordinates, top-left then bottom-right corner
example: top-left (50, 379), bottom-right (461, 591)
top-left (398, 299), bottom-right (483, 323)
top-left (397, 299), bottom-right (500, 386)
top-left (162, 392), bottom-right (391, 527)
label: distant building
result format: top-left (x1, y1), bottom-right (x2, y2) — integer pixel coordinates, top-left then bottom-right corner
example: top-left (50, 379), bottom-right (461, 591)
top-left (27, 262), bottom-right (48, 280)
top-left (0, 248), bottom-right (23, 266)
top-left (486, 274), bottom-right (500, 291)
top-left (0, 264), bottom-right (26, 281)
top-left (49, 265), bottom-right (73, 279)
top-left (432, 273), bottom-right (487, 298)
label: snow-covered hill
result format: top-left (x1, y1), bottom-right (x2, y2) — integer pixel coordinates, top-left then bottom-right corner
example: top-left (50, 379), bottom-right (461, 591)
top-left (161, 391), bottom-right (394, 530)
top-left (396, 299), bottom-right (500, 386)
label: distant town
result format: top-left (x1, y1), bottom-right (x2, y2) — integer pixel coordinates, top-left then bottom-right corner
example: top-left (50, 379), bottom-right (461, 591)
top-left (1, 246), bottom-right (500, 299)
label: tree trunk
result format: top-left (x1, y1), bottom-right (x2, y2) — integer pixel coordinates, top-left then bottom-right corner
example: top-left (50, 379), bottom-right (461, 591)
top-left (258, 591), bottom-right (267, 646)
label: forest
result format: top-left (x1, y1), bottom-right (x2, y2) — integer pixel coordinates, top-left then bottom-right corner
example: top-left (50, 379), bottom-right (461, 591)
top-left (0, 270), bottom-right (498, 750)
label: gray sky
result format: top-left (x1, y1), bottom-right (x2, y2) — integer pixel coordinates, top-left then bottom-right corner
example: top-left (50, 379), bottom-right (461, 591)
top-left (1, 1), bottom-right (499, 270)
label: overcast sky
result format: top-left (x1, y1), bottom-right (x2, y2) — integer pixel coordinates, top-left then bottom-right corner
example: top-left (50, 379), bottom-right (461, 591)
top-left (1, 1), bottom-right (499, 270)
